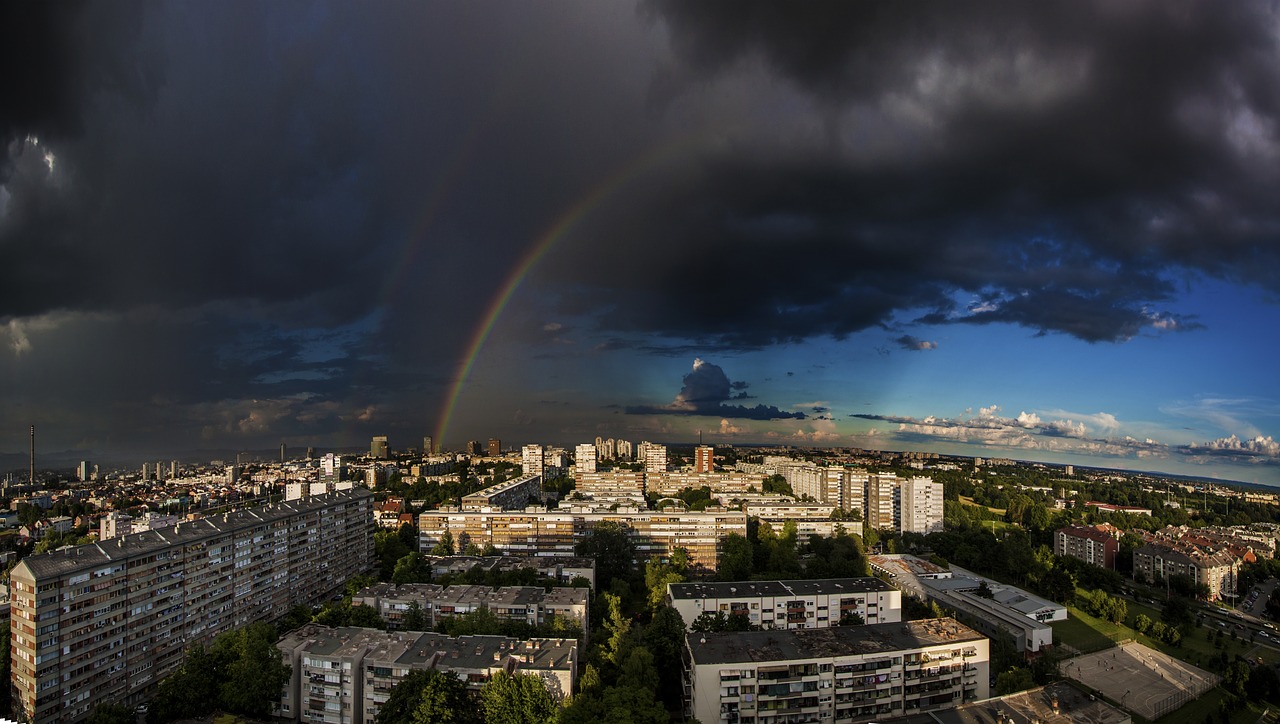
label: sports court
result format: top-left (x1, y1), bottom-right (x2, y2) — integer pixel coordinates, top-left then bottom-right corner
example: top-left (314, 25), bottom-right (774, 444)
top-left (1060, 640), bottom-right (1219, 720)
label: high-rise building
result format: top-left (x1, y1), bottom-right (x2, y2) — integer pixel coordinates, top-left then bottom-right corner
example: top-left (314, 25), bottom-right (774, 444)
top-left (422, 436), bottom-right (433, 455)
top-left (900, 476), bottom-right (945, 534)
top-left (522, 444), bottom-right (544, 477)
top-left (371, 435), bottom-right (389, 459)
top-left (865, 473), bottom-right (900, 530)
top-left (642, 442), bottom-right (667, 473)
top-left (465, 440), bottom-right (482, 455)
top-left (693, 445), bottom-right (714, 473)
top-left (10, 490), bottom-right (375, 723)
top-left (77, 460), bottom-right (91, 482)
top-left (280, 442), bottom-right (287, 462)
top-left (602, 438), bottom-right (616, 460)
top-left (575, 444), bottom-right (597, 475)
top-left (307, 446), bottom-right (316, 460)
top-left (616, 439), bottom-right (632, 459)
top-left (321, 453), bottom-right (341, 479)
top-left (487, 438), bottom-right (502, 457)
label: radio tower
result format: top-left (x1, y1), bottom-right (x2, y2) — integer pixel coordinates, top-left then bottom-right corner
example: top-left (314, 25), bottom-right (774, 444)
top-left (29, 425), bottom-right (35, 485)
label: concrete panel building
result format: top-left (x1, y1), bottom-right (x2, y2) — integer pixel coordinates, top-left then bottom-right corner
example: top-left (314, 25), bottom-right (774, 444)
top-left (667, 578), bottom-right (901, 630)
top-left (460, 474), bottom-right (543, 512)
top-left (351, 583), bottom-right (588, 634)
top-left (1054, 524), bottom-right (1120, 569)
top-left (276, 624), bottom-right (576, 724)
top-left (684, 618), bottom-right (989, 724)
top-left (10, 489), bottom-right (375, 723)
top-left (418, 509), bottom-right (747, 574)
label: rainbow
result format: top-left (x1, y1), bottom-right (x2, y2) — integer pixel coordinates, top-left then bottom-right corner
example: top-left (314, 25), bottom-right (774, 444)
top-left (433, 138), bottom-right (700, 447)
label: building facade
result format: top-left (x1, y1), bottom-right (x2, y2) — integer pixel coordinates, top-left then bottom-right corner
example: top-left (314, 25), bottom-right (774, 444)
top-left (418, 509), bottom-right (747, 573)
top-left (685, 618), bottom-right (989, 724)
top-left (351, 583), bottom-right (588, 633)
top-left (694, 446), bottom-right (715, 473)
top-left (277, 625), bottom-right (576, 724)
top-left (9, 490), bottom-right (375, 723)
top-left (460, 474), bottom-right (543, 511)
top-left (1133, 542), bottom-right (1238, 600)
top-left (521, 445), bottom-right (544, 477)
top-left (1054, 524), bottom-right (1120, 569)
top-left (667, 578), bottom-right (901, 630)
top-left (574, 444), bottom-right (597, 475)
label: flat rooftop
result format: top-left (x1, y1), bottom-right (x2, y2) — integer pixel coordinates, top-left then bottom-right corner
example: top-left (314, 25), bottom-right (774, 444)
top-left (688, 618), bottom-right (982, 666)
top-left (669, 578), bottom-right (894, 600)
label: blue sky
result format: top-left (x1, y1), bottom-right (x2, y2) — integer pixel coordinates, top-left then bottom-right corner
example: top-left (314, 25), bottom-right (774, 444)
top-left (2, 2), bottom-right (1280, 485)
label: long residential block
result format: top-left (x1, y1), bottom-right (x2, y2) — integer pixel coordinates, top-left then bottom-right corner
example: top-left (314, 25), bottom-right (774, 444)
top-left (276, 624), bottom-right (576, 724)
top-left (667, 578), bottom-right (901, 630)
top-left (418, 510), bottom-right (747, 573)
top-left (685, 618), bottom-right (990, 724)
top-left (351, 583), bottom-right (588, 634)
top-left (9, 489), bottom-right (375, 723)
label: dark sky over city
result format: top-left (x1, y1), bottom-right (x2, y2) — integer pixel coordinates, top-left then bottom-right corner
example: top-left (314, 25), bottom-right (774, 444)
top-left (3, 1), bottom-right (1280, 483)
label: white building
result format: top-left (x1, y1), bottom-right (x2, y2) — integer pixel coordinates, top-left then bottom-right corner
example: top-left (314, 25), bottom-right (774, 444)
top-left (522, 444), bottom-right (544, 477)
top-left (900, 477), bottom-right (944, 534)
top-left (667, 578), bottom-right (900, 630)
top-left (685, 618), bottom-right (989, 724)
top-left (574, 443), bottom-right (597, 475)
top-left (642, 442), bottom-right (668, 473)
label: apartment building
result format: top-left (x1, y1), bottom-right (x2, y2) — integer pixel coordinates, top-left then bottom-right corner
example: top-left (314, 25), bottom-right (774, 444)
top-left (521, 445), bottom-right (544, 477)
top-left (351, 583), bottom-right (588, 633)
top-left (899, 477), bottom-right (944, 535)
top-left (418, 510), bottom-right (747, 573)
top-left (646, 471), bottom-right (766, 497)
top-left (574, 471), bottom-right (645, 496)
top-left (667, 578), bottom-right (901, 630)
top-left (277, 624), bottom-right (576, 724)
top-left (460, 474), bottom-right (542, 511)
top-left (9, 489), bottom-right (374, 723)
top-left (424, 555), bottom-right (596, 589)
top-left (685, 618), bottom-right (989, 724)
top-left (574, 444), bottom-right (597, 475)
top-left (1133, 542), bottom-right (1239, 600)
top-left (1054, 524), bottom-right (1120, 569)
top-left (743, 504), bottom-right (862, 541)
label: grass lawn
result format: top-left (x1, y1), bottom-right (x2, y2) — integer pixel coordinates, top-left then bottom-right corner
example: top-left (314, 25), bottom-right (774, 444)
top-left (957, 495), bottom-right (1006, 515)
top-left (1053, 607), bottom-right (1125, 653)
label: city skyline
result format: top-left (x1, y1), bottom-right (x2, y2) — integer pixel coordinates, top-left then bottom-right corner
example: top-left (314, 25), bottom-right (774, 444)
top-left (3, 3), bottom-right (1280, 485)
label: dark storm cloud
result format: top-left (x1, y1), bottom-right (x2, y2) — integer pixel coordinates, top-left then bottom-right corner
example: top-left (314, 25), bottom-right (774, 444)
top-left (551, 0), bottom-right (1280, 348)
top-left (0, 2), bottom-right (658, 451)
top-left (626, 358), bottom-right (805, 420)
top-left (0, 2), bottom-right (154, 180)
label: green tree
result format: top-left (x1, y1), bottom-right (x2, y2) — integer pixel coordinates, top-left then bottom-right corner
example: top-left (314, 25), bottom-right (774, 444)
top-left (376, 529), bottom-right (412, 580)
top-left (1134, 613), bottom-right (1153, 635)
top-left (1224, 660), bottom-right (1252, 697)
top-left (643, 549), bottom-right (688, 611)
top-left (480, 671), bottom-right (559, 724)
top-left (1040, 566), bottom-right (1076, 604)
top-left (148, 643), bottom-right (228, 722)
top-left (574, 521), bottom-right (635, 590)
top-left (601, 592), bottom-right (633, 666)
top-left (376, 670), bottom-right (479, 724)
top-left (86, 704), bottom-right (135, 724)
top-left (214, 622), bottom-right (292, 718)
top-left (431, 530), bottom-right (456, 556)
top-left (403, 601), bottom-right (428, 632)
top-left (392, 552), bottom-right (432, 584)
top-left (994, 667), bottom-right (1035, 695)
top-left (717, 534), bottom-right (753, 581)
